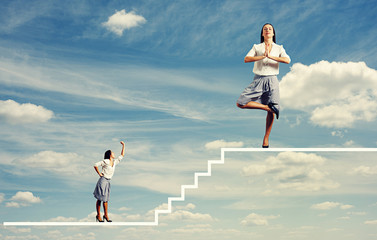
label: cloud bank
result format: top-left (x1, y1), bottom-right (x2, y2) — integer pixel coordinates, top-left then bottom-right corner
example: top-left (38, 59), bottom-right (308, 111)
top-left (280, 61), bottom-right (377, 128)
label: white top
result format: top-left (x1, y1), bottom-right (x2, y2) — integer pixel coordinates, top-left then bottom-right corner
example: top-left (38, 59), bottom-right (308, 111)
top-left (94, 155), bottom-right (123, 179)
top-left (246, 42), bottom-right (290, 76)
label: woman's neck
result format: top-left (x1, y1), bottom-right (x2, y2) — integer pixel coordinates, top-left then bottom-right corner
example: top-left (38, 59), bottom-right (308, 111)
top-left (264, 39), bottom-right (273, 45)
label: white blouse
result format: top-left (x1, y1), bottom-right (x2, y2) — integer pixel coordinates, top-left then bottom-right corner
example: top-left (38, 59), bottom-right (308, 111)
top-left (94, 155), bottom-right (123, 179)
top-left (246, 42), bottom-right (290, 76)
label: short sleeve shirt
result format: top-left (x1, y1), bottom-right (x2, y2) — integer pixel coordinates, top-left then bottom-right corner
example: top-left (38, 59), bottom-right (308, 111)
top-left (94, 155), bottom-right (123, 179)
top-left (246, 42), bottom-right (290, 76)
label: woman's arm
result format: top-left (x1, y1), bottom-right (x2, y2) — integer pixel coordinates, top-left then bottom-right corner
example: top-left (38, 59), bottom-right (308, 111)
top-left (244, 55), bottom-right (265, 63)
top-left (94, 166), bottom-right (103, 177)
top-left (266, 55), bottom-right (290, 64)
top-left (120, 141), bottom-right (125, 157)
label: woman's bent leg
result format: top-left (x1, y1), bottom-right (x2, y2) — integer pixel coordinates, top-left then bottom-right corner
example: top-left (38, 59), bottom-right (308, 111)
top-left (237, 101), bottom-right (272, 112)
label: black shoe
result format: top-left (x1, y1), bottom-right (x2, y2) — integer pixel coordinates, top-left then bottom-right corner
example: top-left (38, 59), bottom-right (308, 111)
top-left (103, 215), bottom-right (112, 222)
top-left (262, 145), bottom-right (269, 148)
top-left (268, 103), bottom-right (279, 119)
top-left (96, 215), bottom-right (104, 222)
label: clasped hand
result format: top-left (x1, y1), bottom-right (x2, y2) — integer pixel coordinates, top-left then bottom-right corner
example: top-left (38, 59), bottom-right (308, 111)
top-left (264, 43), bottom-right (271, 58)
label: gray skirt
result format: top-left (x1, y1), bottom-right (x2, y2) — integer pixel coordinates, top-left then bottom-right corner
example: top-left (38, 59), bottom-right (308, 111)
top-left (93, 177), bottom-right (111, 202)
top-left (237, 74), bottom-right (280, 110)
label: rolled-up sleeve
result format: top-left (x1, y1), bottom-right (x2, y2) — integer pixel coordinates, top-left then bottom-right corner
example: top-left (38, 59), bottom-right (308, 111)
top-left (114, 155), bottom-right (123, 165)
top-left (94, 161), bottom-right (104, 167)
top-left (245, 44), bottom-right (257, 57)
top-left (279, 45), bottom-right (290, 61)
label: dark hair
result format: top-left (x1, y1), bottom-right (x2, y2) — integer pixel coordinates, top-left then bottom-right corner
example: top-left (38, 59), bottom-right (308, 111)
top-left (104, 150), bottom-right (112, 159)
top-left (260, 23), bottom-right (276, 43)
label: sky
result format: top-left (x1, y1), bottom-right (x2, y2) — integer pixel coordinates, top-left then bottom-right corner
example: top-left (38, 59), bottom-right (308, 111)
top-left (1, 0), bottom-right (377, 239)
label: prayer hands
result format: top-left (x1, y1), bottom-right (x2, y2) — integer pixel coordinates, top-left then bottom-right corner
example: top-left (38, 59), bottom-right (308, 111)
top-left (264, 43), bottom-right (271, 58)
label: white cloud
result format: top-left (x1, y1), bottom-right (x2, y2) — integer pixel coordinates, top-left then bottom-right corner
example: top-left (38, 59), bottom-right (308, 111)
top-left (46, 216), bottom-right (78, 222)
top-left (145, 203), bottom-right (214, 223)
top-left (6, 191), bottom-right (42, 208)
top-left (169, 225), bottom-right (212, 234)
top-left (119, 206), bottom-right (132, 211)
top-left (343, 140), bottom-right (355, 147)
top-left (241, 213), bottom-right (279, 226)
top-left (347, 211), bottom-right (366, 216)
top-left (10, 191), bottom-right (41, 203)
top-left (311, 201), bottom-right (340, 210)
top-left (311, 201), bottom-right (354, 210)
top-left (5, 227), bottom-right (31, 234)
top-left (0, 99), bottom-right (54, 124)
top-left (5, 202), bottom-right (21, 208)
top-left (331, 130), bottom-right (347, 138)
top-left (161, 210), bottom-right (215, 222)
top-left (13, 151), bottom-right (88, 176)
top-left (45, 229), bottom-right (95, 240)
top-left (340, 204), bottom-right (354, 210)
top-left (351, 165), bottom-right (377, 176)
top-left (242, 152), bottom-right (338, 192)
top-left (280, 61), bottom-right (377, 128)
top-left (365, 220), bottom-right (377, 225)
top-left (102, 9), bottom-right (146, 36)
top-left (175, 203), bottom-right (196, 210)
top-left (205, 139), bottom-right (244, 150)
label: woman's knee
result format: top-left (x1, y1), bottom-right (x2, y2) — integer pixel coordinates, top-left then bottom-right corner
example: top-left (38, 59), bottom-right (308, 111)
top-left (237, 103), bottom-right (245, 109)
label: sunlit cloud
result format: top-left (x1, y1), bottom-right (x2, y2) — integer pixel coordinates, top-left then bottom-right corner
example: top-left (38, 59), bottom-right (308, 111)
top-left (351, 165), bottom-right (377, 176)
top-left (102, 9), bottom-right (146, 36)
top-left (311, 201), bottom-right (354, 210)
top-left (0, 99), bottom-right (54, 124)
top-left (6, 191), bottom-right (42, 208)
top-left (280, 61), bottom-right (377, 128)
top-left (240, 212), bottom-right (280, 226)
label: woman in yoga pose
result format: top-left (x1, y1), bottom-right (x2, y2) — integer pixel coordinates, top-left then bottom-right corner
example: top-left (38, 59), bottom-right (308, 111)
top-left (93, 141), bottom-right (125, 222)
top-left (237, 23), bottom-right (290, 148)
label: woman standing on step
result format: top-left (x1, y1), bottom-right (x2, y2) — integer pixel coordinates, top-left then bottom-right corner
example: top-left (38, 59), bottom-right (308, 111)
top-left (236, 23), bottom-right (291, 148)
top-left (93, 141), bottom-right (125, 222)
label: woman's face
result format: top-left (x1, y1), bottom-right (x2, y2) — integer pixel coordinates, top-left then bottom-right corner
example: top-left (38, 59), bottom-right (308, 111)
top-left (110, 151), bottom-right (115, 159)
top-left (262, 24), bottom-right (274, 40)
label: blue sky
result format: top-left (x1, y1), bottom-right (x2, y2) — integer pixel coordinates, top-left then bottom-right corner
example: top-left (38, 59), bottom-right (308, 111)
top-left (1, 0), bottom-right (377, 239)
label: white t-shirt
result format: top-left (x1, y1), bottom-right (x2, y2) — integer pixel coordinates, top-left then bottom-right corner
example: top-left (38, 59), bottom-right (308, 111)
top-left (94, 155), bottom-right (123, 179)
top-left (246, 42), bottom-right (290, 76)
